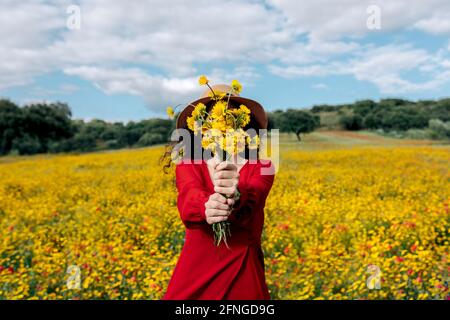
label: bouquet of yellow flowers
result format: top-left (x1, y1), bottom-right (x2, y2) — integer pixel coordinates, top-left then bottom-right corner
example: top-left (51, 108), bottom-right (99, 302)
top-left (182, 76), bottom-right (260, 247)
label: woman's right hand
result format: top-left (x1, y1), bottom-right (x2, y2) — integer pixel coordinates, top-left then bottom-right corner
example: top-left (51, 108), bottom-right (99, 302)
top-left (205, 193), bottom-right (233, 225)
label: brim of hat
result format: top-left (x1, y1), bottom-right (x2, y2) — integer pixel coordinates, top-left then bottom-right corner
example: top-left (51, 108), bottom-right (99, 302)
top-left (176, 95), bottom-right (268, 130)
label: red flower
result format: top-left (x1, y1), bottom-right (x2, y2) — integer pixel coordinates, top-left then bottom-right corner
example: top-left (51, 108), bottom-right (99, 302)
top-left (395, 256), bottom-right (405, 263)
top-left (407, 269), bottom-right (414, 276)
top-left (278, 223), bottom-right (289, 231)
top-left (410, 244), bottom-right (418, 252)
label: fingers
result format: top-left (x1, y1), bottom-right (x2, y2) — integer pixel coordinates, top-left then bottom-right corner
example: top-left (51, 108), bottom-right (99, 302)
top-left (226, 198), bottom-right (235, 206)
top-left (213, 170), bottom-right (238, 180)
top-left (215, 162), bottom-right (238, 172)
top-left (214, 185), bottom-right (237, 196)
top-left (206, 208), bottom-right (229, 217)
top-left (207, 216), bottom-right (229, 225)
top-left (210, 192), bottom-right (227, 204)
top-left (205, 200), bottom-right (229, 210)
top-left (214, 179), bottom-right (235, 187)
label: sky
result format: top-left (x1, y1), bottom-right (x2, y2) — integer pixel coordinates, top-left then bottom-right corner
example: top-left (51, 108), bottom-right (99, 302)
top-left (1, 0), bottom-right (450, 122)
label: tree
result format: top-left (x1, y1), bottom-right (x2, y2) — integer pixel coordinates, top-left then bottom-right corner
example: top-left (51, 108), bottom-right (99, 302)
top-left (279, 109), bottom-right (320, 140)
top-left (11, 134), bottom-right (42, 155)
top-left (21, 102), bottom-right (75, 152)
top-left (352, 100), bottom-right (376, 117)
top-left (340, 114), bottom-right (364, 130)
top-left (428, 119), bottom-right (450, 140)
top-left (0, 99), bottom-right (23, 154)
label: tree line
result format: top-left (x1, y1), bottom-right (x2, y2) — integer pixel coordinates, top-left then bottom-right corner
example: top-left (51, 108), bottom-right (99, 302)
top-left (0, 99), bottom-right (174, 155)
top-left (269, 98), bottom-right (450, 140)
top-left (1, 97), bottom-right (449, 155)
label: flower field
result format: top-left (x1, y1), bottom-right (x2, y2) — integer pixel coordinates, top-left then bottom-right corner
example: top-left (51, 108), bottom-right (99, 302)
top-left (0, 133), bottom-right (449, 299)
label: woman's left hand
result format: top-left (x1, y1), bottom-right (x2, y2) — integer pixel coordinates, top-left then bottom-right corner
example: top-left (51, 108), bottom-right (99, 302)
top-left (212, 162), bottom-right (239, 198)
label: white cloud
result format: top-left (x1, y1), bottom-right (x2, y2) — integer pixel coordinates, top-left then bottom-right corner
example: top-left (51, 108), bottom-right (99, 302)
top-left (0, 0), bottom-right (290, 104)
top-left (271, 44), bottom-right (450, 94)
top-left (64, 66), bottom-right (199, 109)
top-left (267, 0), bottom-right (450, 39)
top-left (1, 0), bottom-right (450, 109)
top-left (63, 65), bottom-right (259, 110)
top-left (414, 13), bottom-right (450, 34)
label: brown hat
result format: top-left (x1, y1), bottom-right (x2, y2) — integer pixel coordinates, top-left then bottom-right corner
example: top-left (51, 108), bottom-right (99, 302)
top-left (176, 84), bottom-right (268, 130)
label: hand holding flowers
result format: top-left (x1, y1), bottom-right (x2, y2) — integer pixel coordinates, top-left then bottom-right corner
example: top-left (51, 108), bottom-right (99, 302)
top-left (212, 162), bottom-right (239, 198)
top-left (205, 193), bottom-right (232, 225)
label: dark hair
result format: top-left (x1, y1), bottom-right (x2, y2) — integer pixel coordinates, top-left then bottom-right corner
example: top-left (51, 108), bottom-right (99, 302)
top-left (159, 100), bottom-right (263, 173)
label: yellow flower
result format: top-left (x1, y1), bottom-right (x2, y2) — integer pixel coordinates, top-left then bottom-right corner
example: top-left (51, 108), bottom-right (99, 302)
top-left (186, 116), bottom-right (195, 131)
top-left (166, 106), bottom-right (175, 119)
top-left (211, 119), bottom-right (227, 132)
top-left (241, 114), bottom-right (250, 127)
top-left (234, 129), bottom-right (247, 153)
top-left (231, 80), bottom-right (242, 94)
top-left (198, 75), bottom-right (209, 86)
top-left (192, 103), bottom-right (206, 119)
top-left (201, 136), bottom-right (215, 151)
top-left (207, 89), bottom-right (226, 100)
top-left (246, 134), bottom-right (260, 149)
top-left (210, 101), bottom-right (227, 120)
top-left (239, 104), bottom-right (250, 115)
top-left (220, 134), bottom-right (236, 155)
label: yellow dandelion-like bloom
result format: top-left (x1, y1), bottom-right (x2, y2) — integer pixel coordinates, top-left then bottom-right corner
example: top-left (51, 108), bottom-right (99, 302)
top-left (211, 101), bottom-right (227, 119)
top-left (239, 104), bottom-right (250, 115)
top-left (221, 135), bottom-right (236, 155)
top-left (198, 75), bottom-right (209, 86)
top-left (211, 119), bottom-right (227, 132)
top-left (210, 128), bottom-right (222, 138)
top-left (166, 106), bottom-right (175, 119)
top-left (231, 79), bottom-right (242, 94)
top-left (207, 90), bottom-right (226, 100)
top-left (187, 116), bottom-right (195, 131)
top-left (242, 114), bottom-right (251, 127)
top-left (234, 129), bottom-right (247, 153)
top-left (201, 136), bottom-right (215, 151)
top-left (192, 103), bottom-right (206, 118)
top-left (246, 134), bottom-right (260, 149)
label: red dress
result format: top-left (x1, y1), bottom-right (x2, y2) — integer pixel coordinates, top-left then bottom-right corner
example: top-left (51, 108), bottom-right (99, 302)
top-left (162, 159), bottom-right (275, 300)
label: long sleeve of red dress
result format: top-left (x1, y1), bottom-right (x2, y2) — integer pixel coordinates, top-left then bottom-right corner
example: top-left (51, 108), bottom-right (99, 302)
top-left (162, 159), bottom-right (275, 300)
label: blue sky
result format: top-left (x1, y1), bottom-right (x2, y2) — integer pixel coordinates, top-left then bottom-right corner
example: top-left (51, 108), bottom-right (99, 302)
top-left (1, 0), bottom-right (450, 122)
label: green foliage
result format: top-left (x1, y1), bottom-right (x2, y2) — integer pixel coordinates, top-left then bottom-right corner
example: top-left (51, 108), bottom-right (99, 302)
top-left (0, 99), bottom-right (174, 155)
top-left (277, 109), bottom-right (320, 140)
top-left (11, 134), bottom-right (42, 155)
top-left (428, 119), bottom-right (450, 140)
top-left (137, 133), bottom-right (164, 146)
top-left (1, 96), bottom-right (449, 157)
top-left (339, 114), bottom-right (364, 131)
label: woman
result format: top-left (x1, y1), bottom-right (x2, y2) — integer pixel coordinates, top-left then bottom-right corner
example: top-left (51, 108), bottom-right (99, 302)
top-left (162, 84), bottom-right (275, 300)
